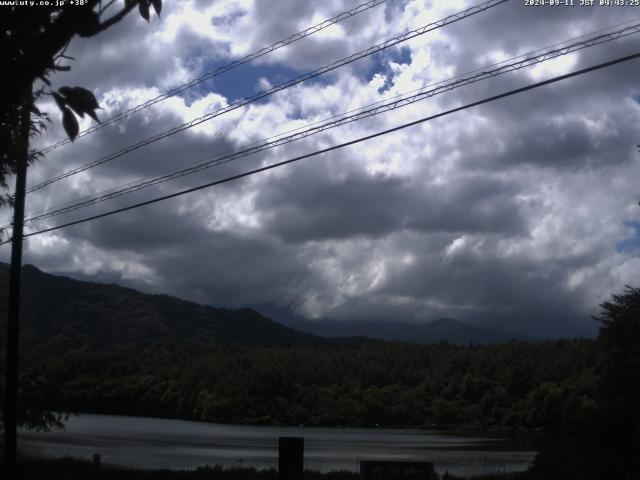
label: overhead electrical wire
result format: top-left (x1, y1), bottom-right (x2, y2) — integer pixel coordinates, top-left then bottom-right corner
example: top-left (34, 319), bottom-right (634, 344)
top-left (27, 0), bottom-right (507, 194)
top-left (20, 20), bottom-right (640, 225)
top-left (3, 51), bottom-right (638, 246)
top-left (25, 15), bottom-right (640, 221)
top-left (35, 0), bottom-right (393, 155)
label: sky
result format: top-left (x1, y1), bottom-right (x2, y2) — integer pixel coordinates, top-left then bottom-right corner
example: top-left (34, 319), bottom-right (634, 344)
top-left (4, 0), bottom-right (640, 338)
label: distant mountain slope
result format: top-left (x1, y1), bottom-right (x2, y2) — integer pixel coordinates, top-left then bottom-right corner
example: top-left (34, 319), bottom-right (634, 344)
top-left (256, 305), bottom-right (527, 344)
top-left (0, 263), bottom-right (524, 351)
top-left (0, 263), bottom-right (323, 351)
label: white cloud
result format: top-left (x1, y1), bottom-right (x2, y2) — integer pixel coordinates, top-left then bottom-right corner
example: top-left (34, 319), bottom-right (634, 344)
top-left (5, 0), bottom-right (640, 337)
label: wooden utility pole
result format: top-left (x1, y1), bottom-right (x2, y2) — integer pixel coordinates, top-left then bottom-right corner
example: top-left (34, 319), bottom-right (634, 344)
top-left (4, 84), bottom-right (32, 476)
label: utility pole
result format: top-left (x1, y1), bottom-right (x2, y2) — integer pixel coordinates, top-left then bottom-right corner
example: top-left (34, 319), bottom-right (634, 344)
top-left (4, 84), bottom-right (32, 476)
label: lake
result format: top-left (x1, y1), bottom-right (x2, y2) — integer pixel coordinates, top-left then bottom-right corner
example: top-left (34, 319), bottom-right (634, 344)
top-left (19, 414), bottom-right (536, 478)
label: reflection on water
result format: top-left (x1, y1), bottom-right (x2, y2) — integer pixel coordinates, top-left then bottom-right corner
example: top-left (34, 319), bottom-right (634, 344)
top-left (19, 414), bottom-right (536, 478)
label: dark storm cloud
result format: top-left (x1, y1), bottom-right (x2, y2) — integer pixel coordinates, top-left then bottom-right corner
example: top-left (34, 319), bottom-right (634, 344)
top-left (451, 95), bottom-right (640, 172)
top-left (372, 232), bottom-right (600, 336)
top-left (424, 2), bottom-right (640, 114)
top-left (60, 201), bottom-right (211, 252)
top-left (440, 1), bottom-right (627, 63)
top-left (255, 160), bottom-right (527, 242)
top-left (8, 0), bottom-right (640, 340)
top-left (51, 16), bottom-right (173, 91)
top-left (52, 2), bottom-right (230, 93)
top-left (24, 89), bottom-right (243, 223)
top-left (69, 109), bottom-right (237, 179)
top-left (145, 231), bottom-right (309, 306)
top-left (243, 0), bottom-right (399, 71)
top-left (418, 12), bottom-right (640, 174)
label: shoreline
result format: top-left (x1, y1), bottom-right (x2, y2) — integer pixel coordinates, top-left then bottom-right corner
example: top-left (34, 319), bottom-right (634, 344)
top-left (18, 413), bottom-right (536, 478)
top-left (5, 456), bottom-right (528, 480)
top-left (35, 410), bottom-right (544, 436)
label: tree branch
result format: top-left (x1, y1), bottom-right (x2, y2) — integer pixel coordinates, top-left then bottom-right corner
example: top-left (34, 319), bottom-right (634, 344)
top-left (82, 1), bottom-right (139, 37)
top-left (53, 40), bottom-right (72, 61)
top-left (99, 0), bottom-right (118, 16)
top-left (10, 0), bottom-right (137, 86)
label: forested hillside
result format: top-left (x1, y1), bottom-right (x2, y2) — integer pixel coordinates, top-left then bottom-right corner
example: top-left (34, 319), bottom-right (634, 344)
top-left (4, 264), bottom-right (636, 479)
top-left (19, 339), bottom-right (599, 431)
top-left (0, 263), bottom-right (602, 432)
top-left (0, 264), bottom-right (522, 348)
top-left (0, 264), bottom-right (321, 350)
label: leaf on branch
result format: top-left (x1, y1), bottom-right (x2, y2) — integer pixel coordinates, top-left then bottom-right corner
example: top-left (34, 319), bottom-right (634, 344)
top-left (71, 87), bottom-right (100, 110)
top-left (151, 0), bottom-right (161, 16)
top-left (68, 105), bottom-right (86, 118)
top-left (58, 86), bottom-right (74, 97)
top-left (62, 107), bottom-right (79, 141)
top-left (86, 109), bottom-right (101, 124)
top-left (58, 86), bottom-right (101, 123)
top-left (59, 89), bottom-right (84, 118)
top-left (139, 0), bottom-right (150, 21)
top-left (52, 92), bottom-right (66, 110)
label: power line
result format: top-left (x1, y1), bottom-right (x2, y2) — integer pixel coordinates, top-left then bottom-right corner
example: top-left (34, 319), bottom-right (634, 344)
top-left (27, 0), bottom-right (507, 194)
top-left (21, 20), bottom-right (640, 224)
top-left (35, 0), bottom-right (393, 156)
top-left (29, 0), bottom-right (505, 193)
top-left (5, 51), bottom-right (638, 246)
top-left (24, 15), bottom-right (640, 221)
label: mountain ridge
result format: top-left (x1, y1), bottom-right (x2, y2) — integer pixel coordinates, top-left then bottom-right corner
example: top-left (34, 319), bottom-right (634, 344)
top-left (0, 263), bottom-right (325, 351)
top-left (256, 305), bottom-right (528, 344)
top-left (1, 263), bottom-right (527, 350)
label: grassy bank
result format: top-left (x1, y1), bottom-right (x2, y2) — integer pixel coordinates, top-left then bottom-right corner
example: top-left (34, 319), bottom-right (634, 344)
top-left (1, 457), bottom-right (527, 480)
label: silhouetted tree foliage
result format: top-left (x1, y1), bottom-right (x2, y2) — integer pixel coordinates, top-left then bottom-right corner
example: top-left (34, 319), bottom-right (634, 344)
top-left (0, 267), bottom-right (606, 435)
top-left (9, 339), bottom-right (600, 432)
top-left (527, 286), bottom-right (640, 480)
top-left (0, 0), bottom-right (160, 431)
top-left (597, 286), bottom-right (640, 402)
top-left (594, 286), bottom-right (640, 479)
top-left (0, 0), bottom-right (161, 205)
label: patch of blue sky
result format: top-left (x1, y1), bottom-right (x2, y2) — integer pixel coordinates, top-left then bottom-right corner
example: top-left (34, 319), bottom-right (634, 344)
top-left (359, 46), bottom-right (412, 94)
top-left (210, 9), bottom-right (246, 28)
top-left (176, 58), bottom-right (338, 107)
top-left (616, 221), bottom-right (640, 253)
top-left (384, 0), bottom-right (411, 24)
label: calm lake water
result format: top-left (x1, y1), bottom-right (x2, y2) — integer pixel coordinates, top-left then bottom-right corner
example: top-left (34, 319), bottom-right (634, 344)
top-left (19, 414), bottom-right (536, 478)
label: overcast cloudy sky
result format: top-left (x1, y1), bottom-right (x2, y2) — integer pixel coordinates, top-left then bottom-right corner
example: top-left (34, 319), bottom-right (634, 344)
top-left (4, 0), bottom-right (640, 337)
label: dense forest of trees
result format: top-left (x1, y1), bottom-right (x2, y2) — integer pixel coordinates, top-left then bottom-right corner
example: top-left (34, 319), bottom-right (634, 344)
top-left (525, 286), bottom-right (640, 480)
top-left (2, 265), bottom-right (638, 478)
top-left (16, 339), bottom-right (599, 432)
top-left (0, 265), bottom-right (601, 434)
